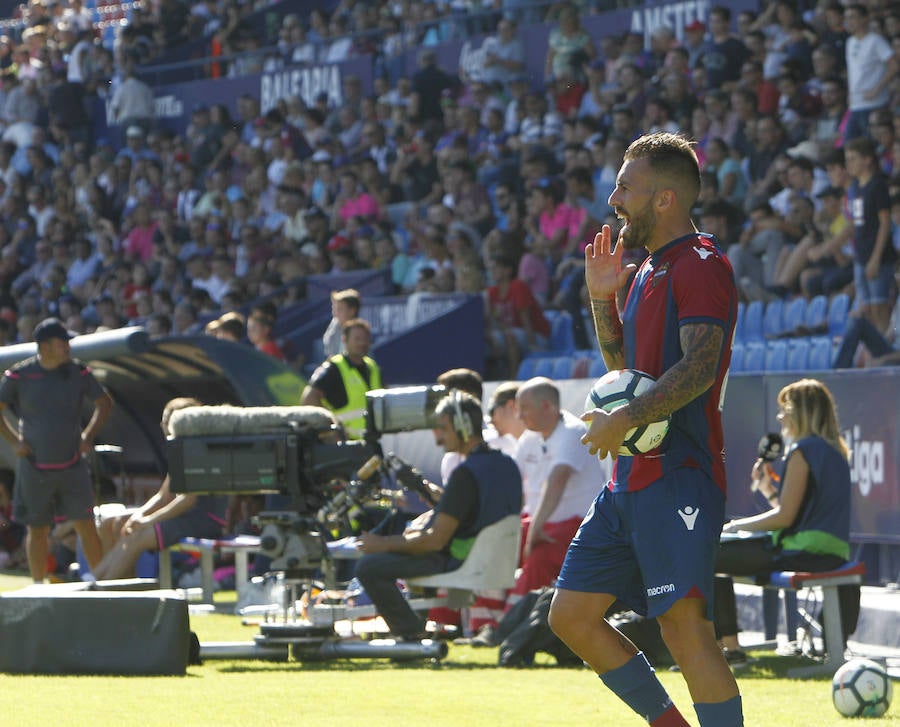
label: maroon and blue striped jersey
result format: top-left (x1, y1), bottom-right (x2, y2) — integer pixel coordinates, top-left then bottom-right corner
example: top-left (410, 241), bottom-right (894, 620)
top-left (611, 232), bottom-right (737, 495)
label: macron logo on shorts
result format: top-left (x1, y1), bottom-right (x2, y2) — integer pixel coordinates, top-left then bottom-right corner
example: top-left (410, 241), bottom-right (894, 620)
top-left (677, 506), bottom-right (699, 531)
top-left (647, 583), bottom-right (676, 597)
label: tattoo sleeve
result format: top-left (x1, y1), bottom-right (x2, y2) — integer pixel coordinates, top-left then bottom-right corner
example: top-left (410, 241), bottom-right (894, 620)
top-left (622, 322), bottom-right (725, 428)
top-left (590, 297), bottom-right (625, 371)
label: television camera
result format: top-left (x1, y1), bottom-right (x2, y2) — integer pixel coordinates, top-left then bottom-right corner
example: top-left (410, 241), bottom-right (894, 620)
top-left (167, 385), bottom-right (448, 578)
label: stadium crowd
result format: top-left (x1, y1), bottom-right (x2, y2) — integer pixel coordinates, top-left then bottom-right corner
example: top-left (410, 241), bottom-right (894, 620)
top-left (0, 0), bottom-right (897, 378)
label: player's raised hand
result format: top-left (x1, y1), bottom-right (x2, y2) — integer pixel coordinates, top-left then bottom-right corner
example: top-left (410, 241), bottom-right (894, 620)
top-left (584, 225), bottom-right (636, 300)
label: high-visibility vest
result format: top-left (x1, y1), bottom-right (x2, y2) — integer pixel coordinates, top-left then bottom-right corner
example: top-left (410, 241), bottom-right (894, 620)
top-left (326, 354), bottom-right (382, 439)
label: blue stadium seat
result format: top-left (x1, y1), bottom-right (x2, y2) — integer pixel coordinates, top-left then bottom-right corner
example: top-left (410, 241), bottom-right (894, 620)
top-left (765, 340), bottom-right (789, 371)
top-left (763, 299), bottom-right (785, 339)
top-left (782, 298), bottom-right (807, 335)
top-left (733, 302), bottom-right (746, 343)
top-left (808, 336), bottom-right (834, 370)
top-left (786, 338), bottom-right (810, 371)
top-left (548, 312), bottom-right (576, 353)
top-left (516, 357), bottom-right (538, 380)
top-left (588, 356), bottom-right (608, 379)
top-left (533, 356), bottom-right (557, 378)
top-left (827, 293), bottom-right (851, 337)
top-left (743, 300), bottom-right (764, 342)
top-left (552, 356), bottom-right (574, 380)
top-left (804, 295), bottom-right (828, 331)
top-left (743, 342), bottom-right (766, 372)
top-left (730, 342), bottom-right (745, 373)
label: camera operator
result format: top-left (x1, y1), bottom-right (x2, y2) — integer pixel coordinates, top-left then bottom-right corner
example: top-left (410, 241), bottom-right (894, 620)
top-left (354, 391), bottom-right (522, 641)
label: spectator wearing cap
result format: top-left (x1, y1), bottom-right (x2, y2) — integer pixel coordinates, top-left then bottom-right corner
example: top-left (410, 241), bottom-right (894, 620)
top-left (843, 4), bottom-right (897, 143)
top-left (116, 125), bottom-right (160, 163)
top-left (109, 62), bottom-right (155, 143)
top-left (683, 19), bottom-right (708, 69)
top-left (0, 316), bottom-right (113, 583)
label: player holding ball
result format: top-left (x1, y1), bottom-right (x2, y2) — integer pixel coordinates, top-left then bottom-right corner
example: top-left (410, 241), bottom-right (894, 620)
top-left (548, 132), bottom-right (743, 727)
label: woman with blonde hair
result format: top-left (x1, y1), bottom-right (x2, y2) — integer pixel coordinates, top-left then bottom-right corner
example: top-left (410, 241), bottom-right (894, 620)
top-left (714, 378), bottom-right (857, 665)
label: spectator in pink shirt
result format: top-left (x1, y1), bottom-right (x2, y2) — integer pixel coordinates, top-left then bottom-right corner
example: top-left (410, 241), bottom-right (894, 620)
top-left (122, 202), bottom-right (158, 262)
top-left (525, 176), bottom-right (572, 267)
top-left (334, 168), bottom-right (381, 227)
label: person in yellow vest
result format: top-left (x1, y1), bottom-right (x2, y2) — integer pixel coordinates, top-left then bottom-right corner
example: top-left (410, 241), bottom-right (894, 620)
top-left (301, 318), bottom-right (381, 439)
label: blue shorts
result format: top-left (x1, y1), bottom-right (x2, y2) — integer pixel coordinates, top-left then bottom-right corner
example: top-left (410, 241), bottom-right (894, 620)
top-left (853, 263), bottom-right (895, 306)
top-left (556, 467), bottom-right (725, 620)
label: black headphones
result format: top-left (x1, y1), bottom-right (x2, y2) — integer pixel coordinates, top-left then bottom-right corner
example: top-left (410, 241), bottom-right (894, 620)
top-left (449, 390), bottom-right (474, 441)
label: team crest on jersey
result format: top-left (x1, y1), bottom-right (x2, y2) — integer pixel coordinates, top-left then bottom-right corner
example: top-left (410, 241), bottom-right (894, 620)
top-left (693, 245), bottom-right (714, 260)
top-left (650, 262), bottom-right (670, 288)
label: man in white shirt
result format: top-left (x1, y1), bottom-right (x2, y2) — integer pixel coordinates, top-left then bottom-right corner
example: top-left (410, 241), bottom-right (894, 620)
top-left (843, 3), bottom-right (898, 141)
top-left (508, 377), bottom-right (610, 608)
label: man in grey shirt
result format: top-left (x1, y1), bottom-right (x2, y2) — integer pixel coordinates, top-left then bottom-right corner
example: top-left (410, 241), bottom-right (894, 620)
top-left (0, 318), bottom-right (113, 582)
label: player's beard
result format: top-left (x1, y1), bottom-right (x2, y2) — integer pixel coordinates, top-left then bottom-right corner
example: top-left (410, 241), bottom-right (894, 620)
top-left (617, 198), bottom-right (656, 250)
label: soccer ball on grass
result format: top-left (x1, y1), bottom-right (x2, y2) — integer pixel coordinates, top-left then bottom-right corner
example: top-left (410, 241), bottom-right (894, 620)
top-left (832, 658), bottom-right (893, 718)
top-left (583, 369), bottom-right (670, 456)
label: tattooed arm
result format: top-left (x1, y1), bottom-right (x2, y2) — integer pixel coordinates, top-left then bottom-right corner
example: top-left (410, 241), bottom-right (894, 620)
top-left (581, 322), bottom-right (725, 458)
top-left (591, 297), bottom-right (625, 372)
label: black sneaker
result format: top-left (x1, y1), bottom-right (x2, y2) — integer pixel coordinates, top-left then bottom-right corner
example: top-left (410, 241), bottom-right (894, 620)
top-left (723, 648), bottom-right (749, 667)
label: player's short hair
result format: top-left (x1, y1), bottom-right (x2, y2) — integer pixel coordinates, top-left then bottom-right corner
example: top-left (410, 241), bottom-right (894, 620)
top-left (845, 136), bottom-right (878, 163)
top-left (341, 317), bottom-right (371, 338)
top-left (489, 381), bottom-right (520, 415)
top-left (437, 368), bottom-right (483, 402)
top-left (330, 288), bottom-right (361, 314)
top-left (623, 132), bottom-right (701, 209)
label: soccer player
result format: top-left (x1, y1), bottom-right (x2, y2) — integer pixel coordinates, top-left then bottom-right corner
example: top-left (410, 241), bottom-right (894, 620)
top-left (548, 133), bottom-right (742, 726)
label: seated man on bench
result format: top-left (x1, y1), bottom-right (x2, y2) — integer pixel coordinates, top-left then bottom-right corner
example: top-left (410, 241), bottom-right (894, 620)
top-left (354, 391), bottom-right (522, 641)
top-left (716, 379), bottom-right (860, 665)
top-left (92, 398), bottom-right (229, 581)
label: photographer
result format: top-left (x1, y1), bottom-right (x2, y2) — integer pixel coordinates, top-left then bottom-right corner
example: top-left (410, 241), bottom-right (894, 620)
top-left (354, 391), bottom-right (522, 641)
top-left (714, 379), bottom-right (858, 666)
